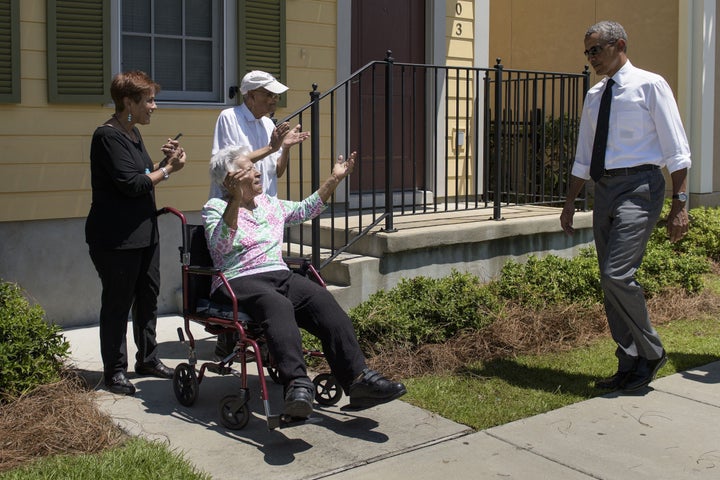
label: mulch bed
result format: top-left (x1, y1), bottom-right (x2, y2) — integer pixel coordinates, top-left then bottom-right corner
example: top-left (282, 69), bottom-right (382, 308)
top-left (0, 372), bottom-right (126, 472)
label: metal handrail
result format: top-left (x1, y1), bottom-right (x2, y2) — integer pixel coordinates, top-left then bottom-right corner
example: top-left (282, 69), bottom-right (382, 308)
top-left (278, 52), bottom-right (590, 269)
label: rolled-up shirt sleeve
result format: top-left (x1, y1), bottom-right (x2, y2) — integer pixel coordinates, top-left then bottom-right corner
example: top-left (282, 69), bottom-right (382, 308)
top-left (648, 79), bottom-right (691, 173)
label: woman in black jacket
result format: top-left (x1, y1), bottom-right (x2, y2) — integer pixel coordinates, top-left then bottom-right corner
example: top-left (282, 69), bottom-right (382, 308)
top-left (86, 71), bottom-right (186, 395)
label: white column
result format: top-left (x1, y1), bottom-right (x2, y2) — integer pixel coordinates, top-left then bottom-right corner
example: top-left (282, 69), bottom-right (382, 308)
top-left (474, 0), bottom-right (490, 195)
top-left (678, 0), bottom-right (716, 195)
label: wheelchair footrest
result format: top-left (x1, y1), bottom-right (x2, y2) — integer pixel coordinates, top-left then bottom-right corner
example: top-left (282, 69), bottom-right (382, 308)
top-left (267, 414), bottom-right (322, 430)
top-left (206, 363), bottom-right (233, 375)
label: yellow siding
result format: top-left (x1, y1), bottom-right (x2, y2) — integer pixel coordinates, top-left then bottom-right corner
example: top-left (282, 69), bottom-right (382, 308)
top-left (1, 0), bottom-right (696, 221)
top-left (0, 0), bottom-right (337, 222)
top-left (283, 0), bottom-right (337, 202)
top-left (490, 0), bottom-right (679, 92)
top-left (446, 0), bottom-right (476, 197)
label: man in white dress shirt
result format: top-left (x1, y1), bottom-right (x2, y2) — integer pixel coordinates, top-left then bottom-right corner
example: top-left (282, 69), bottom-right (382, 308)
top-left (210, 70), bottom-right (309, 198)
top-left (560, 20), bottom-right (691, 393)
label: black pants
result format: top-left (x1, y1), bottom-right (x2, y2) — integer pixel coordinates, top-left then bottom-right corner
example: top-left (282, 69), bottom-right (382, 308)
top-left (211, 269), bottom-right (366, 392)
top-left (89, 244), bottom-right (161, 380)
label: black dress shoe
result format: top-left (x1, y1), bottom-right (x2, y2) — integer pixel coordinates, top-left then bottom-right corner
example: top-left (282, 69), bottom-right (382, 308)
top-left (622, 351), bottom-right (668, 392)
top-left (283, 377), bottom-right (314, 419)
top-left (134, 361), bottom-right (174, 379)
top-left (105, 372), bottom-right (136, 395)
top-left (349, 368), bottom-right (407, 408)
top-left (595, 370), bottom-right (633, 390)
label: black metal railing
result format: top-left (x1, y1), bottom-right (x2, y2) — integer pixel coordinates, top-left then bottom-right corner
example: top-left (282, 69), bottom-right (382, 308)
top-left (277, 52), bottom-right (590, 268)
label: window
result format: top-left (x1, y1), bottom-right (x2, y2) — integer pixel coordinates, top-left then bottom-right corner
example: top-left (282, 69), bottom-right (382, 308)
top-left (46, 0), bottom-right (285, 105)
top-left (0, 0), bottom-right (20, 103)
top-left (120, 0), bottom-right (223, 102)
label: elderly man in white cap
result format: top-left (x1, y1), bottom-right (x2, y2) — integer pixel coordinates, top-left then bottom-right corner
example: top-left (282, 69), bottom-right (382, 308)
top-left (210, 71), bottom-right (311, 360)
top-left (210, 70), bottom-right (309, 198)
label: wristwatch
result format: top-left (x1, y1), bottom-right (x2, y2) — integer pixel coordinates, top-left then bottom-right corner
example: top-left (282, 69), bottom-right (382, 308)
top-left (160, 166), bottom-right (170, 180)
top-left (672, 192), bottom-right (687, 202)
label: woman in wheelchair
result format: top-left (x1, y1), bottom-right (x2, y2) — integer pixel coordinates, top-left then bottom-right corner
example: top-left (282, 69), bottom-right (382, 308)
top-left (203, 146), bottom-right (406, 419)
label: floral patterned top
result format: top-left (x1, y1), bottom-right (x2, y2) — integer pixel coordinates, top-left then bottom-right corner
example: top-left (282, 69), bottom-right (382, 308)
top-left (201, 192), bottom-right (326, 294)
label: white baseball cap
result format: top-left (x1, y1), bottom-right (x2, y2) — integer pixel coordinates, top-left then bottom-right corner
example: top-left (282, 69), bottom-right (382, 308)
top-left (240, 70), bottom-right (288, 95)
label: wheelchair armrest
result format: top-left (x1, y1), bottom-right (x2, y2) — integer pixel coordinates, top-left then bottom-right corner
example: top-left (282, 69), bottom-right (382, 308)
top-left (283, 256), bottom-right (310, 267)
top-left (187, 265), bottom-right (221, 275)
top-left (283, 256), bottom-right (326, 287)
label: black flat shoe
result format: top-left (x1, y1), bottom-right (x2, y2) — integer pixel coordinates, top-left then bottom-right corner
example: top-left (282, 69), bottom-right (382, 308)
top-left (105, 372), bottom-right (136, 395)
top-left (283, 378), bottom-right (314, 419)
top-left (134, 361), bottom-right (174, 379)
top-left (623, 351), bottom-right (668, 392)
top-left (349, 368), bottom-right (407, 408)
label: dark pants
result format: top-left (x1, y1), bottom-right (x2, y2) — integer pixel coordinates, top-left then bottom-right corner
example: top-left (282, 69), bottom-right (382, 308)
top-left (89, 244), bottom-right (161, 380)
top-left (593, 168), bottom-right (665, 371)
top-left (211, 269), bottom-right (366, 391)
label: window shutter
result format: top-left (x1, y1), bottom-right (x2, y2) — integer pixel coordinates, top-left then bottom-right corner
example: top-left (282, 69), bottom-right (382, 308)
top-left (47, 0), bottom-right (110, 104)
top-left (0, 0), bottom-right (20, 103)
top-left (238, 0), bottom-right (286, 106)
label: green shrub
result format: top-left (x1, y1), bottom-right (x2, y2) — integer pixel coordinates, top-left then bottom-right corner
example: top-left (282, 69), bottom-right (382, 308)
top-left (0, 280), bottom-right (70, 401)
top-left (637, 240), bottom-right (709, 295)
top-left (493, 247), bottom-right (602, 308)
top-left (680, 206), bottom-right (720, 262)
top-left (349, 270), bottom-right (500, 352)
top-left (347, 203), bottom-right (717, 353)
top-left (650, 204), bottom-right (720, 261)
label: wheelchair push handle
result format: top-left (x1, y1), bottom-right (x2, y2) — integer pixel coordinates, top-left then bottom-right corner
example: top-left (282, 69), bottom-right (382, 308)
top-left (158, 206), bottom-right (190, 263)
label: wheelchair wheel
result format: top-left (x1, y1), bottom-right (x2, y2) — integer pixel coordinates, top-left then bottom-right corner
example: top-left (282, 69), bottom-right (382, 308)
top-left (173, 363), bottom-right (199, 407)
top-left (218, 394), bottom-right (250, 430)
top-left (313, 373), bottom-right (342, 406)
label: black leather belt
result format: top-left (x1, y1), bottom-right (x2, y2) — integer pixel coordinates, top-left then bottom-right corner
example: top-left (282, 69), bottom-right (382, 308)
top-left (603, 165), bottom-right (660, 176)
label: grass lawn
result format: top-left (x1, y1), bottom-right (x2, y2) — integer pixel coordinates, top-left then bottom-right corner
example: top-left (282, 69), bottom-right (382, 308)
top-left (0, 438), bottom-right (211, 480)
top-left (403, 316), bottom-right (720, 430)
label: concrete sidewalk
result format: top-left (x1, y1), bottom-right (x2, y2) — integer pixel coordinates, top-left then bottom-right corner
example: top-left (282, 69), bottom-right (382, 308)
top-left (63, 315), bottom-right (720, 480)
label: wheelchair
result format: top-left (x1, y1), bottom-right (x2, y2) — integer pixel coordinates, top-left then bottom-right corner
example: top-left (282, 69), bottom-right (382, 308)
top-left (158, 207), bottom-right (343, 430)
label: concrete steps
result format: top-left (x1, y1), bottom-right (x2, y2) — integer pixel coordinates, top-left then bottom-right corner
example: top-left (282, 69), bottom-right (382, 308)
top-left (288, 206), bottom-right (595, 311)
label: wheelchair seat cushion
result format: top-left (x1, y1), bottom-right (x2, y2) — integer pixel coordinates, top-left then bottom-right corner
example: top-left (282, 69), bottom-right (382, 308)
top-left (195, 298), bottom-right (255, 326)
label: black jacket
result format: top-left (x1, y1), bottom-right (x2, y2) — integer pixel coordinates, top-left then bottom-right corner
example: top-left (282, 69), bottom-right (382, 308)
top-left (85, 125), bottom-right (158, 249)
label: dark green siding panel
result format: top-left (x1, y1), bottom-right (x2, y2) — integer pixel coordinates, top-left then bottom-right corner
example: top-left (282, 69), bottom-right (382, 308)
top-left (47, 0), bottom-right (111, 104)
top-left (238, 0), bottom-right (286, 106)
top-left (0, 0), bottom-right (20, 103)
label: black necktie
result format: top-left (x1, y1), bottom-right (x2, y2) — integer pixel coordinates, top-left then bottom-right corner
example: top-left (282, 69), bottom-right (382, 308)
top-left (590, 78), bottom-right (615, 182)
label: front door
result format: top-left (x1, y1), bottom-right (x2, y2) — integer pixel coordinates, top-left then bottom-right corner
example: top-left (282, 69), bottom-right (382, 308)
top-left (350, 0), bottom-right (426, 194)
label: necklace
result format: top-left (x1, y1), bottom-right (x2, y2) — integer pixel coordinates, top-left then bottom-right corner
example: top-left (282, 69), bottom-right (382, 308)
top-left (110, 113), bottom-right (137, 142)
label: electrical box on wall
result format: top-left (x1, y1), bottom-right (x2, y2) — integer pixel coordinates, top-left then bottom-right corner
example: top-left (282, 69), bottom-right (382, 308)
top-left (454, 128), bottom-right (465, 153)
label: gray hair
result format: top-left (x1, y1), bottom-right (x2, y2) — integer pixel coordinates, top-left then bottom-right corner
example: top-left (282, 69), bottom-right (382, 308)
top-left (208, 145), bottom-right (250, 195)
top-left (586, 20), bottom-right (628, 52)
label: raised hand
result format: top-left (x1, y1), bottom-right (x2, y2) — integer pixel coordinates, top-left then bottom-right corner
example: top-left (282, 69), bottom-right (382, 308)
top-left (332, 151), bottom-right (357, 181)
top-left (282, 124), bottom-right (310, 149)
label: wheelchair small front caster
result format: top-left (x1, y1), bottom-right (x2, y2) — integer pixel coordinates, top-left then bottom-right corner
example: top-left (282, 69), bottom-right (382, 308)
top-left (313, 373), bottom-right (342, 406)
top-left (218, 394), bottom-right (250, 430)
top-left (173, 363), bottom-right (199, 406)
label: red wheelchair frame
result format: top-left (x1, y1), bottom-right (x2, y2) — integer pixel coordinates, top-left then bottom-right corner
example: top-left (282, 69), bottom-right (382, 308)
top-left (158, 207), bottom-right (342, 430)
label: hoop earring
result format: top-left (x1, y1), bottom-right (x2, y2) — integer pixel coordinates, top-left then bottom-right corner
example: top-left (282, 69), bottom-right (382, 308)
top-left (127, 113), bottom-right (132, 122)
